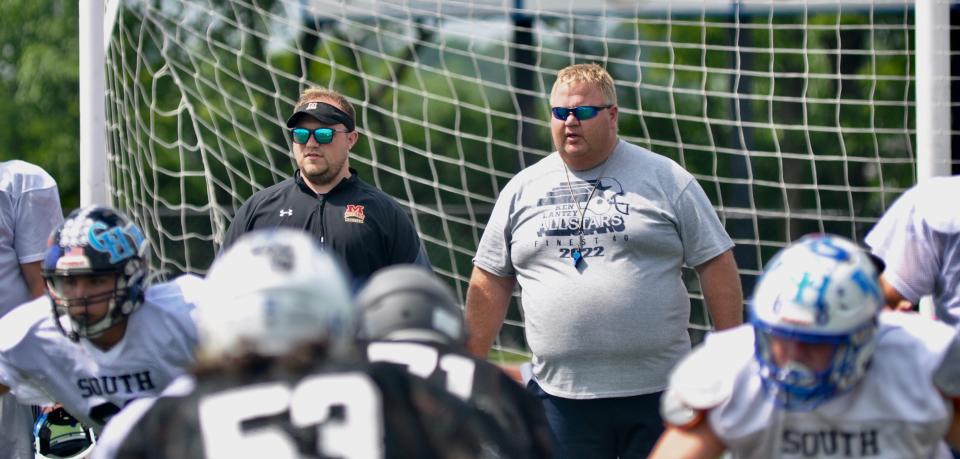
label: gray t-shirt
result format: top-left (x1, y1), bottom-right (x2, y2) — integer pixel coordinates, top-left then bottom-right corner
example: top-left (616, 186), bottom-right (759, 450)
top-left (0, 160), bottom-right (62, 317)
top-left (475, 140), bottom-right (733, 398)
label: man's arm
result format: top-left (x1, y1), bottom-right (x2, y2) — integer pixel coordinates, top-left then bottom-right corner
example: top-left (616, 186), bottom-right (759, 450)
top-left (694, 250), bottom-right (743, 331)
top-left (464, 266), bottom-right (516, 358)
top-left (649, 420), bottom-right (726, 459)
top-left (19, 261), bottom-right (45, 299)
top-left (878, 275), bottom-right (915, 311)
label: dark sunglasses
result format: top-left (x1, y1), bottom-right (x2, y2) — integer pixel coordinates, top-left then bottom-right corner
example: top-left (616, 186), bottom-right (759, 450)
top-left (290, 127), bottom-right (350, 145)
top-left (551, 105), bottom-right (612, 121)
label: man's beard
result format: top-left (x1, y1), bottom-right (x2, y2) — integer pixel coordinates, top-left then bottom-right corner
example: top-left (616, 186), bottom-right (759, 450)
top-left (301, 155), bottom-right (346, 187)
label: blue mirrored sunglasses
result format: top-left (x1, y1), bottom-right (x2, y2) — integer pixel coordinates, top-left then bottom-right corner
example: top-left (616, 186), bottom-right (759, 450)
top-left (551, 105), bottom-right (612, 121)
top-left (290, 127), bottom-right (349, 145)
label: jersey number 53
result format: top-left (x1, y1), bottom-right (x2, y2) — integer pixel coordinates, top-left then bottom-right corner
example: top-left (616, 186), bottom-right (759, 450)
top-left (198, 373), bottom-right (383, 459)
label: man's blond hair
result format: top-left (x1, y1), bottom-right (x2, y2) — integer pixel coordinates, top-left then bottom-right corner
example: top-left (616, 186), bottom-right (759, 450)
top-left (551, 63), bottom-right (617, 106)
top-left (296, 88), bottom-right (356, 123)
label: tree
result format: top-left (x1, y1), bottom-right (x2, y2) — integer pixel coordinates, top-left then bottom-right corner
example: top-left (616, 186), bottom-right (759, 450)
top-left (0, 0), bottom-right (80, 210)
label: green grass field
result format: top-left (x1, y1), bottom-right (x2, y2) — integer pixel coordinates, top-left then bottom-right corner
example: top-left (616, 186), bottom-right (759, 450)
top-left (488, 349), bottom-right (531, 365)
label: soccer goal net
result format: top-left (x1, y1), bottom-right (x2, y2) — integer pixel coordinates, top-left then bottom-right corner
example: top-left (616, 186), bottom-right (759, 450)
top-left (102, 0), bottom-right (924, 356)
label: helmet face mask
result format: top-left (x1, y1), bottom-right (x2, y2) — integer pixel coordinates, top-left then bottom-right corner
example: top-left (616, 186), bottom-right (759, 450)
top-left (749, 234), bottom-right (883, 410)
top-left (753, 318), bottom-right (876, 410)
top-left (43, 206), bottom-right (149, 341)
top-left (47, 273), bottom-right (122, 337)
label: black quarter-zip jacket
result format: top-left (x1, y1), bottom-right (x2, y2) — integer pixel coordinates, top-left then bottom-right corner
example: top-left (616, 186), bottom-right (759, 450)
top-left (221, 168), bottom-right (428, 286)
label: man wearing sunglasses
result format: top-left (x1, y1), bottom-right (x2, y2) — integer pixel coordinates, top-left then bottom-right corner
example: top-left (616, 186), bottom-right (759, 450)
top-left (466, 63), bottom-right (743, 458)
top-left (221, 87), bottom-right (430, 289)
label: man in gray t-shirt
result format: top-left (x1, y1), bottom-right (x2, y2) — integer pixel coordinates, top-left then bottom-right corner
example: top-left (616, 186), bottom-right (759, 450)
top-left (465, 63), bottom-right (743, 459)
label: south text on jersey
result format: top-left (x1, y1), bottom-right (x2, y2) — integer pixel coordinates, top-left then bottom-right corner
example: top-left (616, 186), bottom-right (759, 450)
top-left (782, 428), bottom-right (879, 457)
top-left (76, 371), bottom-right (155, 398)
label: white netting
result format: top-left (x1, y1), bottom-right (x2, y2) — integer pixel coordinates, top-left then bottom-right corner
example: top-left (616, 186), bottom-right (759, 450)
top-left (104, 0), bottom-right (918, 355)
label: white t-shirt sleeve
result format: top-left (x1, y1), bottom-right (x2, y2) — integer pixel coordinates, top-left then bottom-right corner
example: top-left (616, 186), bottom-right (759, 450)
top-left (15, 184), bottom-right (63, 264)
top-left (866, 188), bottom-right (939, 303)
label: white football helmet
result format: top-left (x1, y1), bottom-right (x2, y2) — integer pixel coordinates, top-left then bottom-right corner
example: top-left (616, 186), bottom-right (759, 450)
top-left (197, 229), bottom-right (354, 360)
top-left (750, 233), bottom-right (883, 410)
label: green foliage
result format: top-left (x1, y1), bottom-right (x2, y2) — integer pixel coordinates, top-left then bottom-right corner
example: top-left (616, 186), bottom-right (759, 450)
top-left (5, 3), bottom-right (918, 282)
top-left (0, 0), bottom-right (80, 209)
top-left (1, 2), bottom-right (925, 354)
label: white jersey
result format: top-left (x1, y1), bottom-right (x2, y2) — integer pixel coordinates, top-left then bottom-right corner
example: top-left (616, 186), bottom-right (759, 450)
top-left (666, 313), bottom-right (958, 459)
top-left (0, 160), bottom-right (62, 316)
top-left (0, 274), bottom-right (201, 427)
top-left (865, 176), bottom-right (960, 325)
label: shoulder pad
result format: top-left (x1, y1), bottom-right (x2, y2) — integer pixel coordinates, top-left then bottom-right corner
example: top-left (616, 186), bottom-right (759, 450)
top-left (145, 274), bottom-right (203, 305)
top-left (171, 274), bottom-right (205, 304)
top-left (661, 332), bottom-right (744, 427)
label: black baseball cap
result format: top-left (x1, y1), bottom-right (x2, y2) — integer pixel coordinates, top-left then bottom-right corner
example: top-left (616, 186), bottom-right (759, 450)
top-left (286, 101), bottom-right (355, 132)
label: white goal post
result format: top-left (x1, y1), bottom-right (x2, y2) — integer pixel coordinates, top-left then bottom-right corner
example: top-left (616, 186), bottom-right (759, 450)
top-left (84, 0), bottom-right (951, 356)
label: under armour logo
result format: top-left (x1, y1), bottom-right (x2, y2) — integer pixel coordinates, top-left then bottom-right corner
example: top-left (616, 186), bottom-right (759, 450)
top-left (279, 209), bottom-right (293, 217)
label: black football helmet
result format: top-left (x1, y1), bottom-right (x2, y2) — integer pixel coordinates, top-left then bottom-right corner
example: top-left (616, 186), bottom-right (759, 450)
top-left (42, 206), bottom-right (149, 341)
top-left (33, 407), bottom-right (96, 459)
top-left (355, 265), bottom-right (466, 345)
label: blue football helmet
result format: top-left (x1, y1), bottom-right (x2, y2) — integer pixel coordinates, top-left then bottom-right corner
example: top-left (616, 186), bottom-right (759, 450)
top-left (750, 234), bottom-right (883, 410)
top-left (42, 206), bottom-right (149, 341)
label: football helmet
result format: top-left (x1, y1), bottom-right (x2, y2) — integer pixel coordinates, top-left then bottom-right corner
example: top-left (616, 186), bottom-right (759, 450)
top-left (750, 233), bottom-right (883, 410)
top-left (356, 265), bottom-right (466, 345)
top-left (42, 206), bottom-right (149, 341)
top-left (33, 407), bottom-right (96, 459)
top-left (197, 229), bottom-right (354, 360)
